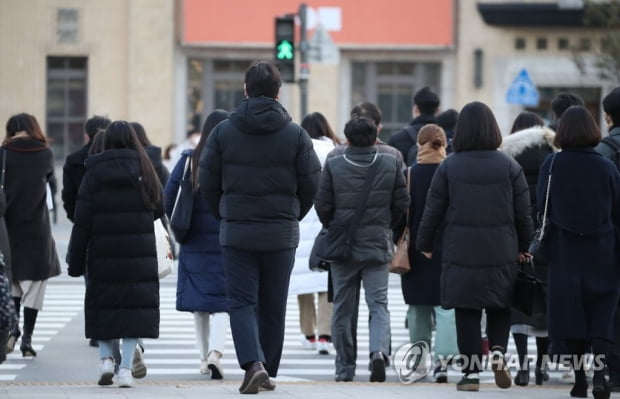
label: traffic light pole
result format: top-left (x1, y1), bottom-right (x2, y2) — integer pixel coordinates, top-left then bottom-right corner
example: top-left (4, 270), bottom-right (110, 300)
top-left (299, 3), bottom-right (309, 120)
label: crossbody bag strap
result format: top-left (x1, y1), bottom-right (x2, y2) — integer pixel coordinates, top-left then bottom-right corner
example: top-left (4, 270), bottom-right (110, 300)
top-left (405, 167), bottom-right (411, 224)
top-left (0, 147), bottom-right (5, 190)
top-left (345, 156), bottom-right (380, 239)
top-left (540, 153), bottom-right (557, 231)
top-left (182, 154), bottom-right (191, 179)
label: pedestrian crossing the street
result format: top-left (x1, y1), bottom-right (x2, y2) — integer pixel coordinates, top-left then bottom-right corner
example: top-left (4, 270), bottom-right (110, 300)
top-left (0, 271), bottom-right (574, 384)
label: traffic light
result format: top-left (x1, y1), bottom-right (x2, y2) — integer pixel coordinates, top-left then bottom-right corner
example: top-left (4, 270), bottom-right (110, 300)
top-left (275, 16), bottom-right (295, 83)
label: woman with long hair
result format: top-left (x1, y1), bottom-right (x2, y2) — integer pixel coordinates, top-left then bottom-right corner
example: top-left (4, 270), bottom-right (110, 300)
top-left (164, 110), bottom-right (230, 378)
top-left (289, 112), bottom-right (338, 354)
top-left (67, 121), bottom-right (163, 388)
top-left (3, 113), bottom-right (60, 358)
top-left (416, 102), bottom-right (533, 392)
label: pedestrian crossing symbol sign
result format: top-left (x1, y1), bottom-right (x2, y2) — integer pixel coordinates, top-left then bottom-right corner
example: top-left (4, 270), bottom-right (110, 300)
top-left (506, 68), bottom-right (540, 107)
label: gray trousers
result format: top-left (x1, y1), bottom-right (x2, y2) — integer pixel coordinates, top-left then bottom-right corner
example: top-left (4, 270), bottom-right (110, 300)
top-left (331, 259), bottom-right (390, 380)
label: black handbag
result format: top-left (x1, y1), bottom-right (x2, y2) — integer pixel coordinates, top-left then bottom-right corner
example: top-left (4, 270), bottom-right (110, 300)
top-left (309, 157), bottom-right (379, 270)
top-left (170, 156), bottom-right (193, 244)
top-left (512, 259), bottom-right (546, 320)
top-left (528, 153), bottom-right (556, 264)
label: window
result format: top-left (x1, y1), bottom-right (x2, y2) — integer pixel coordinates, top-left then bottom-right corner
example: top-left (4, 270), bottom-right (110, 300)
top-left (57, 8), bottom-right (78, 44)
top-left (558, 38), bottom-right (569, 50)
top-left (351, 62), bottom-right (441, 141)
top-left (579, 38), bottom-right (592, 51)
top-left (515, 37), bottom-right (526, 50)
top-left (46, 57), bottom-right (88, 160)
top-left (536, 38), bottom-right (547, 50)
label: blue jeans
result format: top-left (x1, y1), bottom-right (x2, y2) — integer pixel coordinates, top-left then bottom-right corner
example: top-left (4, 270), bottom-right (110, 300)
top-left (99, 338), bottom-right (138, 370)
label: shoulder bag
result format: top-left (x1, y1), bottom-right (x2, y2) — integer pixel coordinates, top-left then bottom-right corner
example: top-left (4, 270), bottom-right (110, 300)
top-left (512, 259), bottom-right (546, 325)
top-left (154, 217), bottom-right (173, 278)
top-left (528, 153), bottom-right (557, 264)
top-left (309, 158), bottom-right (380, 268)
top-left (170, 156), bottom-right (193, 243)
top-left (389, 167), bottom-right (411, 274)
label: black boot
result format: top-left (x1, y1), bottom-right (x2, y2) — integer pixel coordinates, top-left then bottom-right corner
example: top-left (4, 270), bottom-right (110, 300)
top-left (6, 296), bottom-right (20, 353)
top-left (20, 307), bottom-right (37, 357)
top-left (0, 327), bottom-right (9, 363)
top-left (592, 338), bottom-right (612, 399)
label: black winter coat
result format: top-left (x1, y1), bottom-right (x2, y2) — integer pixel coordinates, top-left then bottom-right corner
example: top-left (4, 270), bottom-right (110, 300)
top-left (2, 138), bottom-right (60, 282)
top-left (199, 96), bottom-right (321, 251)
top-left (314, 146), bottom-right (409, 265)
top-left (62, 143), bottom-right (91, 222)
top-left (416, 150), bottom-right (533, 309)
top-left (67, 149), bottom-right (161, 340)
top-left (145, 145), bottom-right (170, 187)
top-left (388, 114), bottom-right (436, 166)
top-left (401, 164), bottom-right (443, 305)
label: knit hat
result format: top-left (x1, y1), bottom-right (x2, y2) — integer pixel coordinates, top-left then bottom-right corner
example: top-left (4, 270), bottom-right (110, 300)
top-left (417, 124), bottom-right (447, 164)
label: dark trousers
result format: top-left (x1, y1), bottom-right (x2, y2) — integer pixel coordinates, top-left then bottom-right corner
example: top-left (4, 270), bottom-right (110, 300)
top-left (608, 305), bottom-right (620, 384)
top-left (222, 246), bottom-right (295, 377)
top-left (454, 307), bottom-right (511, 374)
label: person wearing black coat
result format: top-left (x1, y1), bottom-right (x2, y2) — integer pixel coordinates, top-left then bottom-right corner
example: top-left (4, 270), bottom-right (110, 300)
top-left (62, 115), bottom-right (111, 222)
top-left (67, 121), bottom-right (163, 388)
top-left (388, 87), bottom-right (439, 165)
top-left (501, 113), bottom-right (557, 386)
top-left (2, 114), bottom-right (61, 358)
top-left (199, 61), bottom-right (321, 394)
top-left (315, 117), bottom-right (409, 383)
top-left (539, 106), bottom-right (620, 399)
top-left (130, 122), bottom-right (170, 187)
top-left (401, 124), bottom-right (458, 383)
top-left (416, 102), bottom-right (533, 392)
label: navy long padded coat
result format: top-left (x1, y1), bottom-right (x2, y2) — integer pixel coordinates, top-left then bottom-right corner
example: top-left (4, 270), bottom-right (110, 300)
top-left (67, 149), bottom-right (161, 340)
top-left (165, 150), bottom-right (229, 313)
top-left (416, 150), bottom-right (533, 310)
top-left (538, 148), bottom-right (620, 341)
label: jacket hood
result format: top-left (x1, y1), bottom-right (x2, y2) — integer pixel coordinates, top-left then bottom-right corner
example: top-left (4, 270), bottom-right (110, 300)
top-left (229, 96), bottom-right (292, 134)
top-left (500, 125), bottom-right (558, 158)
top-left (4, 137), bottom-right (49, 152)
top-left (85, 148), bottom-right (141, 185)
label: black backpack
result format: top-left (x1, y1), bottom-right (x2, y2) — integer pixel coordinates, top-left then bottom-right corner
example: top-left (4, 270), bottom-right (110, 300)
top-left (602, 137), bottom-right (620, 170)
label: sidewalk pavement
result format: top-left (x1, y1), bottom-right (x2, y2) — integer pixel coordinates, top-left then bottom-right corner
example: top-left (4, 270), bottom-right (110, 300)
top-left (0, 380), bottom-right (585, 399)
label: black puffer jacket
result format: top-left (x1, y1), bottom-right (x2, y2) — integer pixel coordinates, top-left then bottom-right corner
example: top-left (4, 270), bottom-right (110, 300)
top-left (314, 146), bottom-right (409, 265)
top-left (416, 150), bottom-right (533, 309)
top-left (388, 114), bottom-right (436, 165)
top-left (199, 96), bottom-right (321, 251)
top-left (62, 143), bottom-right (91, 222)
top-left (67, 149), bottom-right (161, 340)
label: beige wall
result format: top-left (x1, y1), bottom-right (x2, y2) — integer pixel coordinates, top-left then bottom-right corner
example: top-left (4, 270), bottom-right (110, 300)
top-left (0, 0), bottom-right (174, 147)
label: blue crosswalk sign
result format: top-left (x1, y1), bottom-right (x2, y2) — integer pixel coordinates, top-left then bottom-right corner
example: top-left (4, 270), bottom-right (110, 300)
top-left (506, 69), bottom-right (540, 106)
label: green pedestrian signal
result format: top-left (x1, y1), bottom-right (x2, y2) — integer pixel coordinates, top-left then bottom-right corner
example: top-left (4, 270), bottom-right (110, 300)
top-left (277, 40), bottom-right (294, 60)
top-left (275, 16), bottom-right (295, 83)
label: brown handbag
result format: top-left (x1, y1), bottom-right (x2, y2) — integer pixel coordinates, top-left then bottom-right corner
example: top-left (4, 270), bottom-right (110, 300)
top-left (389, 167), bottom-right (411, 275)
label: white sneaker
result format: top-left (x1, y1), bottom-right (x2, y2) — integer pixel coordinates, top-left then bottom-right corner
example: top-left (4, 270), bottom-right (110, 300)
top-left (562, 369), bottom-right (576, 383)
top-left (301, 336), bottom-right (316, 350)
top-left (98, 357), bottom-right (115, 386)
top-left (132, 347), bottom-right (147, 379)
top-left (317, 339), bottom-right (331, 355)
top-left (118, 367), bottom-right (134, 388)
top-left (207, 350), bottom-right (224, 379)
top-left (200, 359), bottom-right (211, 375)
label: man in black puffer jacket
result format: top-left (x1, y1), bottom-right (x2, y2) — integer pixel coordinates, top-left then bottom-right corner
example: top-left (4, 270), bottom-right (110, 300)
top-left (199, 61), bottom-right (321, 394)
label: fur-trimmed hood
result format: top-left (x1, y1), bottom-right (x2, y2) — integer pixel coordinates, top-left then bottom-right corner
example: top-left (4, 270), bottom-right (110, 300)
top-left (500, 125), bottom-right (558, 158)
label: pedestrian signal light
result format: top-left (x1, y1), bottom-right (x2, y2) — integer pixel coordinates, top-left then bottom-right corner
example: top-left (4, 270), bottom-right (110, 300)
top-left (275, 16), bottom-right (295, 83)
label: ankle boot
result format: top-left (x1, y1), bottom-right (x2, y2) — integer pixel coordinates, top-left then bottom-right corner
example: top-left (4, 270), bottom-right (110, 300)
top-left (0, 328), bottom-right (9, 363)
top-left (6, 297), bottom-right (21, 353)
top-left (570, 370), bottom-right (588, 398)
top-left (593, 369), bottom-right (611, 399)
top-left (20, 307), bottom-right (37, 357)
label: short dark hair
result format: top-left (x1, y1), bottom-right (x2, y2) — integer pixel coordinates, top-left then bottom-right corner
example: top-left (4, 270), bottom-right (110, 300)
top-left (436, 109), bottom-right (459, 131)
top-left (554, 106), bottom-right (600, 149)
top-left (350, 102), bottom-right (382, 125)
top-left (413, 87), bottom-right (440, 115)
top-left (603, 86), bottom-right (620, 127)
top-left (452, 101), bottom-right (502, 152)
top-left (344, 117), bottom-right (377, 147)
top-left (510, 111), bottom-right (545, 134)
top-left (84, 115), bottom-right (111, 139)
top-left (551, 93), bottom-right (584, 119)
top-left (244, 61), bottom-right (282, 98)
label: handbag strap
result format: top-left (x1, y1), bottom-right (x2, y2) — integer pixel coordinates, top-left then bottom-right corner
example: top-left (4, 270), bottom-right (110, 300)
top-left (345, 155), bottom-right (381, 239)
top-left (539, 153), bottom-right (557, 231)
top-left (405, 167), bottom-right (411, 225)
top-left (182, 154), bottom-right (191, 180)
top-left (0, 147), bottom-right (5, 190)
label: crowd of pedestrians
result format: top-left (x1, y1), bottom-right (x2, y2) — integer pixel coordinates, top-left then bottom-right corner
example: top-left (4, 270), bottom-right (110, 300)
top-left (0, 60), bottom-right (618, 399)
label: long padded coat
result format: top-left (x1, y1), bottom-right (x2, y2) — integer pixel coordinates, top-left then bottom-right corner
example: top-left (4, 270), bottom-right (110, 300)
top-left (538, 148), bottom-right (620, 341)
top-left (2, 138), bottom-right (60, 282)
top-left (165, 150), bottom-right (229, 313)
top-left (67, 149), bottom-right (160, 340)
top-left (416, 150), bottom-right (533, 310)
